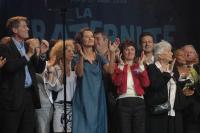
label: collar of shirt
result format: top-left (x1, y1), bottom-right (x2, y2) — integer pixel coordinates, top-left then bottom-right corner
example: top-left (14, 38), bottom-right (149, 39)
top-left (12, 37), bottom-right (24, 50)
top-left (155, 61), bottom-right (170, 72)
top-left (187, 64), bottom-right (193, 68)
top-left (146, 55), bottom-right (155, 65)
top-left (155, 61), bottom-right (174, 76)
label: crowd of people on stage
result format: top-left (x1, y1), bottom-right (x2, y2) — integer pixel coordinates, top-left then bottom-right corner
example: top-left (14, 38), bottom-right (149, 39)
top-left (0, 16), bottom-right (200, 133)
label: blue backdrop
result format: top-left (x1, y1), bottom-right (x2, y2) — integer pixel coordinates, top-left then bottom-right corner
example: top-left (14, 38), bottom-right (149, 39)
top-left (0, 0), bottom-right (199, 51)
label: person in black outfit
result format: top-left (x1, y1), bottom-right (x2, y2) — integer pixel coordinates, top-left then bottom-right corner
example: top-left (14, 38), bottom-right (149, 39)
top-left (181, 45), bottom-right (200, 133)
top-left (145, 40), bottom-right (185, 133)
top-left (0, 16), bottom-right (49, 133)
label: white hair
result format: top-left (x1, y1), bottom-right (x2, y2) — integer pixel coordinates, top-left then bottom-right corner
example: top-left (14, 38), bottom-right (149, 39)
top-left (182, 44), bottom-right (197, 55)
top-left (154, 40), bottom-right (172, 61)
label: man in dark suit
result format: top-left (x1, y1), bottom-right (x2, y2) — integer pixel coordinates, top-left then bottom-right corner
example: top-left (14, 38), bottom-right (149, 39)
top-left (0, 16), bottom-right (49, 133)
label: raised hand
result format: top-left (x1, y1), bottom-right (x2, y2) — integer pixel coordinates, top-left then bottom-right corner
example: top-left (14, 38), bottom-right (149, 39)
top-left (39, 40), bottom-right (49, 54)
top-left (169, 58), bottom-right (176, 73)
top-left (0, 56), bottom-right (6, 68)
top-left (76, 43), bottom-right (85, 57)
top-left (139, 51), bottom-right (146, 65)
top-left (109, 38), bottom-right (120, 53)
top-left (26, 38), bottom-right (40, 57)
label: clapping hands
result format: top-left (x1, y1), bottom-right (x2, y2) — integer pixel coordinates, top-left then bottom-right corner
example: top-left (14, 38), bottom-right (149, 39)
top-left (109, 37), bottom-right (120, 53)
top-left (26, 38), bottom-right (49, 57)
top-left (139, 51), bottom-right (146, 65)
top-left (0, 56), bottom-right (6, 68)
top-left (26, 38), bottom-right (40, 57)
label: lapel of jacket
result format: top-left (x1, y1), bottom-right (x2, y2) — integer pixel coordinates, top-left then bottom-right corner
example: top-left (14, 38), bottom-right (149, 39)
top-left (9, 39), bottom-right (22, 58)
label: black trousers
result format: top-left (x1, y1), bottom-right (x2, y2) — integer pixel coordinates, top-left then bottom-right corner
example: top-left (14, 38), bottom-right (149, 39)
top-left (117, 97), bottom-right (145, 133)
top-left (0, 89), bottom-right (35, 133)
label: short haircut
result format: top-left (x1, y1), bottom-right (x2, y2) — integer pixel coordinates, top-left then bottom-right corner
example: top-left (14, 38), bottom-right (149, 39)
top-left (154, 40), bottom-right (172, 61)
top-left (94, 30), bottom-right (108, 40)
top-left (182, 44), bottom-right (199, 64)
top-left (139, 32), bottom-right (154, 44)
top-left (6, 16), bottom-right (28, 34)
top-left (121, 40), bottom-right (136, 60)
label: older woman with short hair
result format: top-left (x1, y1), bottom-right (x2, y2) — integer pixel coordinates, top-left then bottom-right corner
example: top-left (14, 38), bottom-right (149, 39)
top-left (145, 40), bottom-right (184, 133)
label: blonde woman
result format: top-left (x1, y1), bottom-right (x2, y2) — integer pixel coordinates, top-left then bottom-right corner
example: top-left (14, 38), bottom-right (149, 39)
top-left (43, 39), bottom-right (76, 133)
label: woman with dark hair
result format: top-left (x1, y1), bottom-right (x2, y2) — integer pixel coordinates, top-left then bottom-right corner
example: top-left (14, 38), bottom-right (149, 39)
top-left (112, 40), bottom-right (150, 133)
top-left (72, 28), bottom-right (119, 133)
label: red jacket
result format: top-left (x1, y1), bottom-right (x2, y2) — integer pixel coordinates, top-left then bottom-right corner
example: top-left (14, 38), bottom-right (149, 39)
top-left (112, 63), bottom-right (150, 96)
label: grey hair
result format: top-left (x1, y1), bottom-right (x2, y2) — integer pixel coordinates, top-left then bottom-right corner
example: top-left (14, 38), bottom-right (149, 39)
top-left (182, 44), bottom-right (197, 55)
top-left (154, 40), bottom-right (172, 61)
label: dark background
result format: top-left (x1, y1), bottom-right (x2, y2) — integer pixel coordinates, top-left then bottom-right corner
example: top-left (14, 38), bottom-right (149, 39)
top-left (0, 0), bottom-right (199, 52)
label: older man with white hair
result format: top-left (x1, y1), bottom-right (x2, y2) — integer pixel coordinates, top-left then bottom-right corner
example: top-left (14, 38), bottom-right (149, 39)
top-left (181, 44), bottom-right (200, 133)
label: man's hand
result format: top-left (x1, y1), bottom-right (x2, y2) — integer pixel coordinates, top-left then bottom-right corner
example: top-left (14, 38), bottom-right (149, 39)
top-left (0, 56), bottom-right (6, 68)
top-left (26, 38), bottom-right (40, 58)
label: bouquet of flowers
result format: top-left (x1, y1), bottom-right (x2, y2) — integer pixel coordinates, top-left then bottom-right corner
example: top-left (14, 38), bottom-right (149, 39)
top-left (184, 68), bottom-right (200, 90)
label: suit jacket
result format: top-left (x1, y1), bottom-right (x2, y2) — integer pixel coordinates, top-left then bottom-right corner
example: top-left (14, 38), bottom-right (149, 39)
top-left (0, 39), bottom-right (46, 111)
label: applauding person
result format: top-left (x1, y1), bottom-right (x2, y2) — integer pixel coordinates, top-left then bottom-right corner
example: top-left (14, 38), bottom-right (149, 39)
top-left (112, 40), bottom-right (150, 133)
top-left (0, 16), bottom-right (48, 133)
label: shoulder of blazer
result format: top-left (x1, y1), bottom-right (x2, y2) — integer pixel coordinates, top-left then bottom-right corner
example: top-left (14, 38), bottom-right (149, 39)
top-left (5, 39), bottom-right (22, 57)
top-left (147, 63), bottom-right (157, 72)
top-left (147, 63), bottom-right (164, 78)
top-left (0, 37), bottom-right (11, 46)
top-left (0, 39), bottom-right (17, 51)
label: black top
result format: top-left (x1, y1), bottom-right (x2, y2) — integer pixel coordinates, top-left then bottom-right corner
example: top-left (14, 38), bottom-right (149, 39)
top-left (145, 63), bottom-right (171, 107)
top-left (145, 63), bottom-right (188, 112)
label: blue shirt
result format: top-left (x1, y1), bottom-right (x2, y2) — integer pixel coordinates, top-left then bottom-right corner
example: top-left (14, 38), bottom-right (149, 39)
top-left (12, 38), bottom-right (32, 88)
